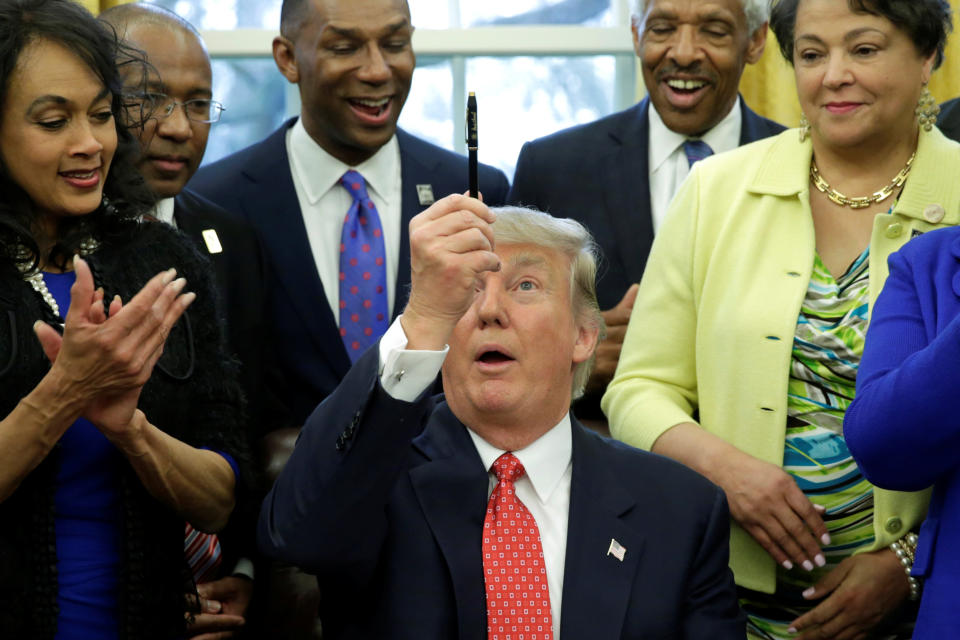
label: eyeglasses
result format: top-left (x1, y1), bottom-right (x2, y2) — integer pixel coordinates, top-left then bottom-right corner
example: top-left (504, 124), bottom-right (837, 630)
top-left (124, 92), bottom-right (225, 124)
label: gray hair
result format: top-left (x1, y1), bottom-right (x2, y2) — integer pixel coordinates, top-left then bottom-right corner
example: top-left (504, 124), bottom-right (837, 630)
top-left (631, 0), bottom-right (770, 35)
top-left (490, 206), bottom-right (604, 400)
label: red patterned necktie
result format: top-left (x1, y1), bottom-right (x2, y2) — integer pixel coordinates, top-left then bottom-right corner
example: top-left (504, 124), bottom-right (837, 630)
top-left (338, 170), bottom-right (390, 362)
top-left (184, 522), bottom-right (222, 584)
top-left (483, 453), bottom-right (554, 640)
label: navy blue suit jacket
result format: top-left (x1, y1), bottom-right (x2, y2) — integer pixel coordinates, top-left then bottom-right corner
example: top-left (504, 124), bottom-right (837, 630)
top-left (508, 97), bottom-right (785, 310)
top-left (846, 227), bottom-right (960, 638)
top-left (189, 119), bottom-right (510, 425)
top-left (936, 97), bottom-right (960, 145)
top-left (259, 346), bottom-right (745, 639)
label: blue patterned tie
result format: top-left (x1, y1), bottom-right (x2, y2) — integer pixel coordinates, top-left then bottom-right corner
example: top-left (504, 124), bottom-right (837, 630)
top-left (338, 170), bottom-right (390, 362)
top-left (683, 139), bottom-right (714, 167)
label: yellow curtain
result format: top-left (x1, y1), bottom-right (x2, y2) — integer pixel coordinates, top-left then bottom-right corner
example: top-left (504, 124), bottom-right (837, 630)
top-left (79, 0), bottom-right (131, 15)
top-left (741, 2), bottom-right (960, 126)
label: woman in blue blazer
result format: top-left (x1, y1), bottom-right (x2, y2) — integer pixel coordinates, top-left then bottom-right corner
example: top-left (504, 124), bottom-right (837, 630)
top-left (846, 226), bottom-right (960, 638)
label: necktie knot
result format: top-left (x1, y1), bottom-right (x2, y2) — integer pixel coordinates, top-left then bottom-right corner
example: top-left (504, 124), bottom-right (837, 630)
top-left (340, 169), bottom-right (372, 202)
top-left (492, 452), bottom-right (525, 483)
top-left (683, 139), bottom-right (714, 168)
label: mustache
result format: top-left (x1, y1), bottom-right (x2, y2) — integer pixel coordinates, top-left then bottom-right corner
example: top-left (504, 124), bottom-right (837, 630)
top-left (654, 64), bottom-right (718, 85)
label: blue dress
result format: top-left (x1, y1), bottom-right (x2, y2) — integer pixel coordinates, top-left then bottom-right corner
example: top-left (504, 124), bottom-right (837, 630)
top-left (44, 271), bottom-right (122, 639)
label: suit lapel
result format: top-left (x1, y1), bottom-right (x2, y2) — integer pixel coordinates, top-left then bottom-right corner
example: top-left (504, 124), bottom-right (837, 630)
top-left (409, 404), bottom-right (490, 639)
top-left (560, 422), bottom-right (642, 639)
top-left (395, 130), bottom-right (440, 319)
top-left (602, 100), bottom-right (655, 285)
top-left (241, 121), bottom-right (349, 374)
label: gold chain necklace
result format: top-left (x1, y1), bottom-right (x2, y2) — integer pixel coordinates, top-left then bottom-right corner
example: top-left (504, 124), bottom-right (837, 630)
top-left (810, 152), bottom-right (915, 209)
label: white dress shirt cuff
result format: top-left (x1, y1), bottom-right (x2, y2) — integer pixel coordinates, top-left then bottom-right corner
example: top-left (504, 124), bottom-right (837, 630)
top-left (229, 557), bottom-right (254, 580)
top-left (378, 317), bottom-right (448, 402)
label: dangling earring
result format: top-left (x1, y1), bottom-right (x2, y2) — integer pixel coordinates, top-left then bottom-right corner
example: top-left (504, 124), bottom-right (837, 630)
top-left (799, 114), bottom-right (811, 142)
top-left (916, 86), bottom-right (940, 132)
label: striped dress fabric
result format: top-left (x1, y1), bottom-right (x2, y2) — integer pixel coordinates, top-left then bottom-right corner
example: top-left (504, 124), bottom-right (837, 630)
top-left (742, 249), bottom-right (879, 639)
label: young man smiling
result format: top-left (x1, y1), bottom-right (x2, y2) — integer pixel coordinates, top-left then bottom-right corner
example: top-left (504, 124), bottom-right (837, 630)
top-left (191, 0), bottom-right (510, 426)
top-left (508, 0), bottom-right (784, 424)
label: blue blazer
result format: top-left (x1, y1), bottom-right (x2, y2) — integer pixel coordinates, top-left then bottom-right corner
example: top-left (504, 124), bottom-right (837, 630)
top-left (507, 97), bottom-right (784, 309)
top-left (189, 119), bottom-right (510, 425)
top-left (845, 226), bottom-right (960, 638)
top-left (259, 346), bottom-right (745, 639)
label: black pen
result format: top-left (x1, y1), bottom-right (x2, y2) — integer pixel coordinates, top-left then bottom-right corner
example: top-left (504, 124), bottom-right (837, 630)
top-left (466, 92), bottom-right (478, 198)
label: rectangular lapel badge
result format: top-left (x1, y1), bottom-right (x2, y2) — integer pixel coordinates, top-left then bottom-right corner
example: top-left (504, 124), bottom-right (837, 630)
top-left (417, 184), bottom-right (435, 206)
top-left (607, 538), bottom-right (626, 562)
top-left (202, 228), bottom-right (223, 254)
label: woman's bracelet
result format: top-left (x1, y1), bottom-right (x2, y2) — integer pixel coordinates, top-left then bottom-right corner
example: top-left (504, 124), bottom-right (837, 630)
top-left (889, 532), bottom-right (921, 601)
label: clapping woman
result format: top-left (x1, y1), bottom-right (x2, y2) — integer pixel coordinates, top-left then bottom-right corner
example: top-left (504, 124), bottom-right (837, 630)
top-left (604, 0), bottom-right (953, 637)
top-left (0, 0), bottom-right (245, 637)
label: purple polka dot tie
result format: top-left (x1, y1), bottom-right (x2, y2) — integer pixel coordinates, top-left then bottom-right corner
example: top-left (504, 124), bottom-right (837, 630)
top-left (683, 139), bottom-right (714, 167)
top-left (338, 170), bottom-right (389, 362)
top-left (483, 453), bottom-right (553, 640)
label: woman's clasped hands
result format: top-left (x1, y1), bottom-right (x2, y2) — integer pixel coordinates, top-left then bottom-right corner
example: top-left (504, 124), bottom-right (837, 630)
top-left (32, 256), bottom-right (195, 444)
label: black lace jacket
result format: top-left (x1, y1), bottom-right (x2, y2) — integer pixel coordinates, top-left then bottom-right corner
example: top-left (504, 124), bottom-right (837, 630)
top-left (0, 221), bottom-right (248, 639)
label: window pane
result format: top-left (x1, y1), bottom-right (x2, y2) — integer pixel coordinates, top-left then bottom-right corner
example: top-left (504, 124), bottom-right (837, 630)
top-left (400, 55), bottom-right (627, 179)
top-left (410, 0), bottom-right (614, 28)
top-left (151, 0), bottom-right (615, 29)
top-left (398, 57), bottom-right (455, 151)
top-left (152, 0), bottom-right (280, 30)
top-left (204, 57), bottom-right (296, 165)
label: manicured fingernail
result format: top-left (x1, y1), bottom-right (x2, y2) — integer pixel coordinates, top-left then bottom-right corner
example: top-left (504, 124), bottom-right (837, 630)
top-left (814, 553), bottom-right (826, 567)
top-left (203, 598), bottom-right (222, 613)
top-left (821, 533), bottom-right (831, 545)
top-left (32, 320), bottom-right (43, 332)
top-left (172, 277), bottom-right (187, 292)
top-left (181, 292), bottom-right (197, 306)
top-left (802, 587), bottom-right (816, 598)
top-left (802, 559), bottom-right (814, 571)
top-left (162, 268), bottom-right (176, 284)
top-left (781, 560), bottom-right (793, 570)
top-left (788, 626), bottom-right (798, 633)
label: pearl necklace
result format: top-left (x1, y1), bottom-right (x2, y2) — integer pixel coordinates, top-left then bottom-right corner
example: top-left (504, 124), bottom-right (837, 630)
top-left (25, 271), bottom-right (59, 317)
top-left (17, 238), bottom-right (99, 319)
top-left (810, 152), bottom-right (915, 209)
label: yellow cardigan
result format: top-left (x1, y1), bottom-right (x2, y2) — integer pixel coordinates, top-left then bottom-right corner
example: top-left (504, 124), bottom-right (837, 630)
top-left (603, 126), bottom-right (960, 593)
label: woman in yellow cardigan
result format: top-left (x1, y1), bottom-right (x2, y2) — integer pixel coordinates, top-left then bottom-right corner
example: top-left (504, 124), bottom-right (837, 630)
top-left (603, 0), bottom-right (955, 638)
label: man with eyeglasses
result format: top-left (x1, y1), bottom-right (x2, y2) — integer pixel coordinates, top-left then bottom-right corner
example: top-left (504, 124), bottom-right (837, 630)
top-left (100, 4), bottom-right (278, 639)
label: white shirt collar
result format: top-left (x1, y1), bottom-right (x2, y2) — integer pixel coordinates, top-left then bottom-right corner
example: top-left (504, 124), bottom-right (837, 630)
top-left (467, 414), bottom-right (573, 505)
top-left (288, 117), bottom-right (399, 206)
top-left (153, 197), bottom-right (177, 227)
top-left (648, 96), bottom-right (742, 173)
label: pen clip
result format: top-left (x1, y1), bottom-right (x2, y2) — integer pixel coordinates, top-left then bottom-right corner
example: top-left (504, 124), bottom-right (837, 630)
top-left (466, 92), bottom-right (478, 149)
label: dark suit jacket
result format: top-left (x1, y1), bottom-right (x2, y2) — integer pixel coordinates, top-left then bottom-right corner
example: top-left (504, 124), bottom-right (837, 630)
top-left (171, 188), bottom-right (278, 577)
top-left (258, 346), bottom-right (745, 639)
top-left (189, 119), bottom-right (510, 425)
top-left (508, 97), bottom-right (785, 310)
top-left (936, 97), bottom-right (960, 143)
top-left (172, 188), bottom-right (280, 436)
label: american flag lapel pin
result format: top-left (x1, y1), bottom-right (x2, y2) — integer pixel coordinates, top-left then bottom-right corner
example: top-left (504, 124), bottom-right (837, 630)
top-left (607, 538), bottom-right (626, 562)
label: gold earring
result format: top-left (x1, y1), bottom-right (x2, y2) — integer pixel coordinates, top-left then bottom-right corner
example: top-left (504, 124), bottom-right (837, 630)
top-left (799, 114), bottom-right (811, 142)
top-left (916, 86), bottom-right (940, 132)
